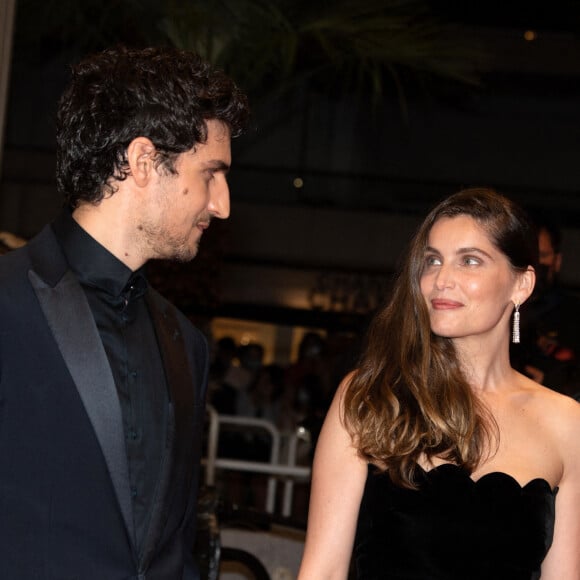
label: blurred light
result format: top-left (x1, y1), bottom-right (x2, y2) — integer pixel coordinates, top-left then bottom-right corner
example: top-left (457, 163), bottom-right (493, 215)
top-left (293, 177), bottom-right (304, 188)
top-left (524, 30), bottom-right (537, 41)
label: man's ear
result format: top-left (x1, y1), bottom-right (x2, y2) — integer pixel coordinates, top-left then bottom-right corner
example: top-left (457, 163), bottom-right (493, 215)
top-left (126, 137), bottom-right (156, 187)
top-left (513, 266), bottom-right (536, 306)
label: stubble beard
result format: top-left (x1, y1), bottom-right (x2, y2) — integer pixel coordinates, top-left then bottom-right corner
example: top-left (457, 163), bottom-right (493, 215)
top-left (172, 240), bottom-right (200, 263)
top-left (161, 233), bottom-right (200, 263)
top-left (140, 222), bottom-right (201, 263)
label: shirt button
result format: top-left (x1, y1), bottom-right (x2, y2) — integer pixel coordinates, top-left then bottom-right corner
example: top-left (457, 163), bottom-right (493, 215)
top-left (130, 370), bottom-right (138, 379)
top-left (128, 429), bottom-right (138, 440)
top-left (131, 487), bottom-right (138, 498)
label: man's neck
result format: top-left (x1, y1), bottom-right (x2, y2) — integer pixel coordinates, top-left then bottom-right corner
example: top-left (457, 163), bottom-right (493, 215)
top-left (72, 204), bottom-right (146, 272)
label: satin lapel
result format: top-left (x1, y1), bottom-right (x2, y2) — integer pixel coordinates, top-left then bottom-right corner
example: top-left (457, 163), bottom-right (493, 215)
top-left (28, 268), bottom-right (135, 546)
top-left (140, 291), bottom-right (196, 566)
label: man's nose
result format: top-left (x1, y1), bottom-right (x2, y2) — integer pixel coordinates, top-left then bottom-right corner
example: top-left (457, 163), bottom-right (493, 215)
top-left (208, 179), bottom-right (230, 219)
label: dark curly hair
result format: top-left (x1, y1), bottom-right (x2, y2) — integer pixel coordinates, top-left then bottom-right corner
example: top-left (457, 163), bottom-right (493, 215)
top-left (56, 45), bottom-right (250, 208)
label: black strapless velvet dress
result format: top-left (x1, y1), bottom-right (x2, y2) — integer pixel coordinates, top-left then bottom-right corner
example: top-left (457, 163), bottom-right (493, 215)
top-left (354, 464), bottom-right (557, 580)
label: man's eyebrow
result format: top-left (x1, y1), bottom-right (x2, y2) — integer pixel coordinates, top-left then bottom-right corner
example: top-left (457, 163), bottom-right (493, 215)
top-left (202, 160), bottom-right (230, 173)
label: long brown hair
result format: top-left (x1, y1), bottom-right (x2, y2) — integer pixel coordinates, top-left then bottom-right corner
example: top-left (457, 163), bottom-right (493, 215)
top-left (343, 188), bottom-right (537, 488)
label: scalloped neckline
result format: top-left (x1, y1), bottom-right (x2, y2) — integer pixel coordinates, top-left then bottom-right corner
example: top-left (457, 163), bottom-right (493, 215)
top-left (417, 462), bottom-right (558, 494)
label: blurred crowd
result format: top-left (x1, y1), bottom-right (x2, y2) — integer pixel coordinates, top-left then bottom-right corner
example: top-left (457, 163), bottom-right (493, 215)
top-left (207, 330), bottom-right (360, 461)
top-left (511, 218), bottom-right (580, 400)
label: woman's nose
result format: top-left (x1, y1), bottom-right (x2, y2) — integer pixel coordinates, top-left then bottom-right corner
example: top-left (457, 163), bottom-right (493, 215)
top-left (434, 264), bottom-right (455, 290)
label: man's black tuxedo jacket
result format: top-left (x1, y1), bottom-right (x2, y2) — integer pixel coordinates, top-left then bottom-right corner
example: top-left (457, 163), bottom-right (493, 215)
top-left (0, 224), bottom-right (209, 579)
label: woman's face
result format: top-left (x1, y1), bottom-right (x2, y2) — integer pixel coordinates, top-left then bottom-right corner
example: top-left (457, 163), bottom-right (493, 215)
top-left (420, 215), bottom-right (519, 342)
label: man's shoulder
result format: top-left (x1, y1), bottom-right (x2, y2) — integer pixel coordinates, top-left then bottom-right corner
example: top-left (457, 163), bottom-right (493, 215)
top-left (0, 224), bottom-right (61, 270)
top-left (0, 225), bottom-right (71, 312)
top-left (0, 244), bottom-right (32, 283)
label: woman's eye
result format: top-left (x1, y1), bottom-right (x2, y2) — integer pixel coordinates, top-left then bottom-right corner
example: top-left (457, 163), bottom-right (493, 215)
top-left (425, 255), bottom-right (442, 267)
top-left (463, 256), bottom-right (480, 266)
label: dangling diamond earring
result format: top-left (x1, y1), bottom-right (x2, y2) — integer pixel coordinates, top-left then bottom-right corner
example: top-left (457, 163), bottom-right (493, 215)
top-left (512, 303), bottom-right (520, 344)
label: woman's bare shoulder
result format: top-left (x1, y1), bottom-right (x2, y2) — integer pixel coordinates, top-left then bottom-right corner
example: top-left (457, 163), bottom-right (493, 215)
top-left (338, 369), bottom-right (359, 389)
top-left (334, 369), bottom-right (360, 405)
top-left (523, 376), bottom-right (580, 439)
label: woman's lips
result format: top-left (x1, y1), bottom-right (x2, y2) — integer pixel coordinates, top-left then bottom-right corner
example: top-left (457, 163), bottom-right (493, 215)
top-left (431, 299), bottom-right (463, 310)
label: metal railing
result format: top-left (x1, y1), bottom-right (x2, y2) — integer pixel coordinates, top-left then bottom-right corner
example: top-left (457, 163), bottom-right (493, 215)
top-left (203, 406), bottom-right (312, 517)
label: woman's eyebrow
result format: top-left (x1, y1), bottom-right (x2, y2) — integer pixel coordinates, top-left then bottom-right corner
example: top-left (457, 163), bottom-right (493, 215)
top-left (425, 246), bottom-right (494, 260)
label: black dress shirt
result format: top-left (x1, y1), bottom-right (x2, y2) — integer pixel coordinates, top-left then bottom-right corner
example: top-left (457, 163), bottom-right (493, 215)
top-left (52, 211), bottom-right (168, 554)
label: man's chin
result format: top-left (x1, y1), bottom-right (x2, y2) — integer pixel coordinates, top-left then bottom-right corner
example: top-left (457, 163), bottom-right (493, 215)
top-left (152, 238), bottom-right (199, 263)
top-left (169, 251), bottom-right (196, 263)
top-left (173, 243), bottom-right (199, 263)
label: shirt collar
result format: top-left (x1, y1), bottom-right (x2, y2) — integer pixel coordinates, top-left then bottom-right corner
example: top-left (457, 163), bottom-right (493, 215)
top-left (51, 209), bottom-right (148, 301)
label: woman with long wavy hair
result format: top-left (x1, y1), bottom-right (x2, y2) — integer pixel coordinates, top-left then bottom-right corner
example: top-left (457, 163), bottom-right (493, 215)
top-left (298, 188), bottom-right (580, 579)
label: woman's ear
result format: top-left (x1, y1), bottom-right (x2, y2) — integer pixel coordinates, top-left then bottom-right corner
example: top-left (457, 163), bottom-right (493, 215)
top-left (126, 137), bottom-right (156, 187)
top-left (513, 266), bottom-right (536, 306)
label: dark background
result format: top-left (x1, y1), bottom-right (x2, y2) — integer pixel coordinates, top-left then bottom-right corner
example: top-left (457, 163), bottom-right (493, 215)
top-left (2, 0), bottom-right (580, 331)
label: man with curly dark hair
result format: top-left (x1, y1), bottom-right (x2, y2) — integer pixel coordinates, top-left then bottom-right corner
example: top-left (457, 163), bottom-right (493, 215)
top-left (0, 46), bottom-right (249, 579)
